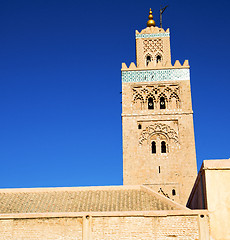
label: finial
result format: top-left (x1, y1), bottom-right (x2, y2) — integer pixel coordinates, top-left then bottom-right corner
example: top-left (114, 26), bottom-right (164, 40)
top-left (147, 8), bottom-right (156, 27)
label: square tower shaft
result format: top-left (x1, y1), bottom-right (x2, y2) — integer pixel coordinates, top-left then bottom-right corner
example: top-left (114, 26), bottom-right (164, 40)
top-left (121, 25), bottom-right (197, 205)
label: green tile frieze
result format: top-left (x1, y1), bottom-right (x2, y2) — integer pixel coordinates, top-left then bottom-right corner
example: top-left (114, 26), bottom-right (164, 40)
top-left (136, 33), bottom-right (170, 39)
top-left (122, 68), bottom-right (190, 83)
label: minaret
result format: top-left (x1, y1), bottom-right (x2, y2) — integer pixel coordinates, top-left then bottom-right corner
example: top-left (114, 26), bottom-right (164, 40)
top-left (121, 9), bottom-right (197, 205)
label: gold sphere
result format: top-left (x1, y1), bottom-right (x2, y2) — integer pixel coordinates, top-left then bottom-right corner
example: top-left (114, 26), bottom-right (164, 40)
top-left (147, 8), bottom-right (156, 27)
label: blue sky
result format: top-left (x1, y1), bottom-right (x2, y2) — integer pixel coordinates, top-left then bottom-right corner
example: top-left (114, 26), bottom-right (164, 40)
top-left (0, 0), bottom-right (229, 188)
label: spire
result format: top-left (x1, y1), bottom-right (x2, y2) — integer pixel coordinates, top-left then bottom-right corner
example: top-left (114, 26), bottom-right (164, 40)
top-left (147, 8), bottom-right (156, 27)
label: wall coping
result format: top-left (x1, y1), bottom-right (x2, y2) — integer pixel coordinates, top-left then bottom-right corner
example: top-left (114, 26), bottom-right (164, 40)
top-left (0, 185), bottom-right (141, 193)
top-left (0, 210), bottom-right (209, 220)
top-left (203, 159), bottom-right (230, 170)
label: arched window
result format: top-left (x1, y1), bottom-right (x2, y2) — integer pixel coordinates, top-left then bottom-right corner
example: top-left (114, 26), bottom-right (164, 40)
top-left (160, 97), bottom-right (166, 109)
top-left (172, 189), bottom-right (176, 196)
top-left (152, 141), bottom-right (156, 154)
top-left (156, 55), bottom-right (162, 63)
top-left (146, 56), bottom-right (151, 66)
top-left (138, 124), bottom-right (142, 129)
top-left (148, 97), bottom-right (154, 109)
top-left (161, 141), bottom-right (166, 153)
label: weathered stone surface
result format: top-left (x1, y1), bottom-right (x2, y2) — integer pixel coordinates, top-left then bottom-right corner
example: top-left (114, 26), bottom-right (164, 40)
top-left (122, 24), bottom-right (197, 206)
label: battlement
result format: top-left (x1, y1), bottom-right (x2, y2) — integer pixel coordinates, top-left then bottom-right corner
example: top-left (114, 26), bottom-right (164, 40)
top-left (121, 60), bottom-right (189, 71)
top-left (135, 27), bottom-right (170, 39)
top-left (136, 26), bottom-right (170, 35)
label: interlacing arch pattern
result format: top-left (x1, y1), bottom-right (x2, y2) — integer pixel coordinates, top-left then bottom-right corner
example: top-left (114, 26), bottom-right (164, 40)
top-left (132, 85), bottom-right (181, 110)
top-left (163, 86), bottom-right (173, 93)
top-left (139, 123), bottom-right (179, 145)
top-left (145, 93), bottom-right (155, 102)
top-left (133, 93), bottom-right (144, 102)
top-left (157, 92), bottom-right (168, 102)
top-left (169, 92), bottom-right (180, 101)
top-left (143, 39), bottom-right (163, 53)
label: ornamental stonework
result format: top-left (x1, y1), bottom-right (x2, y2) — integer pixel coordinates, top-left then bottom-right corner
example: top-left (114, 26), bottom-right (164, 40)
top-left (132, 84), bottom-right (180, 110)
top-left (139, 123), bottom-right (179, 145)
top-left (143, 39), bottom-right (163, 53)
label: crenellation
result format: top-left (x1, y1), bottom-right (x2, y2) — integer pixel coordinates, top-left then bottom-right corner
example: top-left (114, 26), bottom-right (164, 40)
top-left (137, 26), bottom-right (168, 35)
top-left (183, 59), bottom-right (189, 67)
top-left (174, 60), bottom-right (182, 67)
top-left (122, 62), bottom-right (128, 69)
top-left (128, 62), bottom-right (137, 70)
top-left (121, 59), bottom-right (190, 71)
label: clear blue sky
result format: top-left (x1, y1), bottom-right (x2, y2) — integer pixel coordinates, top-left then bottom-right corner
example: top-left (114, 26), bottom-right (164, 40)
top-left (0, 0), bottom-right (229, 188)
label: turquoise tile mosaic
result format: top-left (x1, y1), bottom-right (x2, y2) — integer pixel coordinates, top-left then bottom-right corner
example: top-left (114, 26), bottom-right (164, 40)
top-left (136, 33), bottom-right (170, 39)
top-left (122, 69), bottom-right (190, 83)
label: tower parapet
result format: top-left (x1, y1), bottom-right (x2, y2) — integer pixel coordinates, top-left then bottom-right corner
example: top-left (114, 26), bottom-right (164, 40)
top-left (122, 59), bottom-right (190, 70)
top-left (122, 60), bottom-right (190, 83)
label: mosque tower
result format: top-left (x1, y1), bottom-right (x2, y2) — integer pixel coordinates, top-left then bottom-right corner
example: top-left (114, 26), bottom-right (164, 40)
top-left (121, 9), bottom-right (197, 205)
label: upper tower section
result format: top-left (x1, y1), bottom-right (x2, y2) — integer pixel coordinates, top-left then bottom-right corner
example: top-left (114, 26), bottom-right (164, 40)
top-left (136, 9), bottom-right (171, 68)
top-left (121, 9), bottom-right (190, 116)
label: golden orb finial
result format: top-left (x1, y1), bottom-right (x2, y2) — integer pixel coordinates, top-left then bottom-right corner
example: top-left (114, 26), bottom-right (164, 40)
top-left (147, 8), bottom-right (156, 27)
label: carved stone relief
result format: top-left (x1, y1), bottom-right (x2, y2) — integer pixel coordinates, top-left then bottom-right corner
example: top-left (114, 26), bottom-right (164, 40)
top-left (139, 123), bottom-right (179, 145)
top-left (133, 84), bottom-right (180, 110)
top-left (143, 39), bottom-right (163, 53)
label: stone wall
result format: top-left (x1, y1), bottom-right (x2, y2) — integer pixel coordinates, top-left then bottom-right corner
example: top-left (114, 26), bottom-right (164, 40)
top-left (92, 216), bottom-right (199, 239)
top-left (0, 211), bottom-right (209, 240)
top-left (0, 217), bottom-right (82, 240)
top-left (188, 159), bottom-right (230, 240)
top-left (122, 79), bottom-right (197, 205)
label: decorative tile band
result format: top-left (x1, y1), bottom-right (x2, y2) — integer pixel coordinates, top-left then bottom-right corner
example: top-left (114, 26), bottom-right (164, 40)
top-left (122, 69), bottom-right (190, 83)
top-left (136, 33), bottom-right (170, 39)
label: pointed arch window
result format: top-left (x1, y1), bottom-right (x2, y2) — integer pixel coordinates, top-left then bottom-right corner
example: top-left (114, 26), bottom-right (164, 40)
top-left (152, 141), bottom-right (156, 154)
top-left (161, 141), bottom-right (167, 153)
top-left (148, 97), bottom-right (154, 109)
top-left (160, 97), bottom-right (166, 109)
top-left (146, 56), bottom-right (151, 66)
top-left (156, 55), bottom-right (162, 63)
